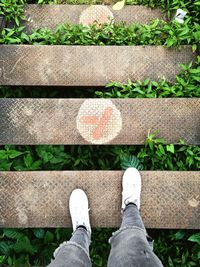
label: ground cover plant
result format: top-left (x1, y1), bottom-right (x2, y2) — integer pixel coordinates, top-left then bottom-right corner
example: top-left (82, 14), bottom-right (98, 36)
top-left (95, 57), bottom-right (200, 98)
top-left (0, 133), bottom-right (200, 171)
top-left (0, 228), bottom-right (200, 266)
top-left (1, 19), bottom-right (200, 48)
top-left (0, 0), bottom-right (200, 266)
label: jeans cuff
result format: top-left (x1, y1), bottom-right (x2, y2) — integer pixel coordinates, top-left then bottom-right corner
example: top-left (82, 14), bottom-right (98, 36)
top-left (66, 241), bottom-right (91, 260)
top-left (52, 240), bottom-right (91, 262)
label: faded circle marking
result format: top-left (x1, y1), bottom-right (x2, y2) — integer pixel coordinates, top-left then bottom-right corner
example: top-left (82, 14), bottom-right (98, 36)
top-left (79, 5), bottom-right (114, 27)
top-left (77, 99), bottom-right (122, 144)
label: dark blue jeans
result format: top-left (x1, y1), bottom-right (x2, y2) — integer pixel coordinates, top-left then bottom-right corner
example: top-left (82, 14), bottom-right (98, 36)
top-left (47, 204), bottom-right (163, 267)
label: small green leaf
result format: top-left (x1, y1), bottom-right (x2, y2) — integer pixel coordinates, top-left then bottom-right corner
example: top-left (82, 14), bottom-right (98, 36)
top-left (121, 155), bottom-right (143, 170)
top-left (8, 150), bottom-right (23, 159)
top-left (158, 144), bottom-right (165, 155)
top-left (3, 229), bottom-right (23, 239)
top-left (166, 144), bottom-right (175, 154)
top-left (44, 231), bottom-right (54, 244)
top-left (14, 236), bottom-right (36, 255)
top-left (33, 229), bottom-right (45, 239)
top-left (174, 230), bottom-right (185, 240)
top-left (0, 241), bottom-right (12, 255)
top-left (24, 153), bottom-right (33, 168)
top-left (192, 44), bottom-right (197, 52)
top-left (0, 150), bottom-right (7, 159)
top-left (188, 233), bottom-right (200, 245)
top-left (14, 16), bottom-right (19, 26)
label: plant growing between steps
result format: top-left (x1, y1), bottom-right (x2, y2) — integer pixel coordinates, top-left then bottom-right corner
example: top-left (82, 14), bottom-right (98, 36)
top-left (95, 56), bottom-right (200, 98)
top-left (0, 0), bottom-right (26, 26)
top-left (121, 154), bottom-right (143, 170)
top-left (0, 133), bottom-right (199, 171)
top-left (0, 228), bottom-right (199, 266)
top-left (1, 18), bottom-right (200, 48)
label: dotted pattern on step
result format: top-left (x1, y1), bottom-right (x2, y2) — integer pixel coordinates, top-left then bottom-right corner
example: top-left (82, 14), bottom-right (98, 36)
top-left (0, 98), bottom-right (199, 145)
top-left (0, 45), bottom-right (196, 86)
top-left (0, 171), bottom-right (199, 228)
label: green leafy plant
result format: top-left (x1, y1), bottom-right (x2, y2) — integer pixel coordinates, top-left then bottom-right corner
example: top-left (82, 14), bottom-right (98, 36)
top-left (121, 155), bottom-right (144, 170)
top-left (1, 18), bottom-right (200, 47)
top-left (95, 56), bottom-right (200, 98)
top-left (0, 228), bottom-right (200, 266)
top-left (0, 0), bottom-right (26, 26)
top-left (0, 133), bottom-right (199, 171)
top-left (153, 230), bottom-right (200, 266)
top-left (188, 233), bottom-right (200, 263)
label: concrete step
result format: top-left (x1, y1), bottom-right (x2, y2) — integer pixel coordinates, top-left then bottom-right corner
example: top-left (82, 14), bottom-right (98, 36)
top-left (0, 98), bottom-right (199, 145)
top-left (16, 4), bottom-right (166, 32)
top-left (1, 171), bottom-right (199, 228)
top-left (0, 45), bottom-right (195, 86)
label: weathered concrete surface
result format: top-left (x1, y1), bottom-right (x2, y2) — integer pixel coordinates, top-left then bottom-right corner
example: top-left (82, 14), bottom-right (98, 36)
top-left (0, 171), bottom-right (199, 228)
top-left (17, 4), bottom-right (166, 31)
top-left (0, 98), bottom-right (199, 145)
top-left (0, 45), bottom-right (196, 85)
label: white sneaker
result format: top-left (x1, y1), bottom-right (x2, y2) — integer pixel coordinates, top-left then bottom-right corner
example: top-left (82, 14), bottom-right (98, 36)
top-left (69, 189), bottom-right (91, 234)
top-left (122, 167), bottom-right (141, 211)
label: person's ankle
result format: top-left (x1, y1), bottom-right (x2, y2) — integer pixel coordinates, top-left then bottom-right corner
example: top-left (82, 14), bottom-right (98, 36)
top-left (124, 202), bottom-right (138, 212)
top-left (126, 202), bottom-right (137, 208)
top-left (76, 225), bottom-right (88, 231)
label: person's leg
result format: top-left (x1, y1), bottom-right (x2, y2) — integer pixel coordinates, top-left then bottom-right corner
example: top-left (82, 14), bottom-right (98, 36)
top-left (120, 202), bottom-right (146, 231)
top-left (48, 189), bottom-right (92, 267)
top-left (107, 168), bottom-right (163, 267)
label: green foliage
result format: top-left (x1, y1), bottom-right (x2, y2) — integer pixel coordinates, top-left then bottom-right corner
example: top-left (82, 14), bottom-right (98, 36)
top-left (0, 85), bottom-right (95, 98)
top-left (1, 18), bottom-right (200, 46)
top-left (0, 133), bottom-right (199, 172)
top-left (188, 233), bottom-right (200, 245)
top-left (0, 228), bottom-right (199, 266)
top-left (32, 0), bottom-right (101, 4)
top-left (128, 0), bottom-right (200, 23)
top-left (0, 0), bottom-right (26, 26)
top-left (188, 233), bottom-right (200, 263)
top-left (25, 0), bottom-right (101, 4)
top-left (121, 155), bottom-right (143, 170)
top-left (95, 56), bottom-right (200, 98)
top-left (153, 230), bottom-right (200, 266)
top-left (0, 228), bottom-right (72, 266)
top-left (161, 0), bottom-right (200, 23)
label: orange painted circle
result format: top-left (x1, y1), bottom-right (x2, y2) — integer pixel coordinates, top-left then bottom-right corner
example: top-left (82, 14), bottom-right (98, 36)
top-left (76, 99), bottom-right (122, 144)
